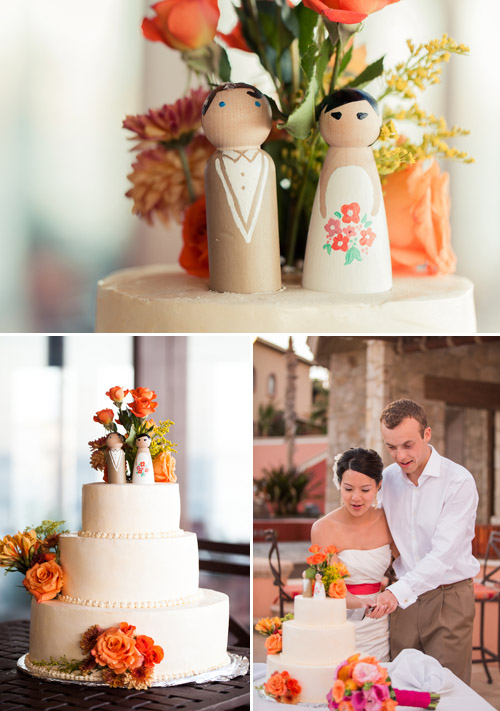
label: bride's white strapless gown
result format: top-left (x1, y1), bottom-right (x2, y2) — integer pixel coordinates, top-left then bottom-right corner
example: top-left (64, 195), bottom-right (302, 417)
top-left (337, 544), bottom-right (392, 662)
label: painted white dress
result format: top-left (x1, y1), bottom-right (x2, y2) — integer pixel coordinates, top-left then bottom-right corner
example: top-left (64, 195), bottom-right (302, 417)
top-left (132, 449), bottom-right (154, 485)
top-left (302, 165), bottom-right (392, 295)
top-left (338, 544), bottom-right (392, 662)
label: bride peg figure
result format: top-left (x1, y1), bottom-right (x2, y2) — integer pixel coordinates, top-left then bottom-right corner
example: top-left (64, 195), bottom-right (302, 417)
top-left (302, 88), bottom-right (392, 295)
top-left (105, 432), bottom-right (127, 484)
top-left (132, 433), bottom-right (154, 485)
top-left (313, 573), bottom-right (326, 598)
top-left (201, 83), bottom-right (281, 294)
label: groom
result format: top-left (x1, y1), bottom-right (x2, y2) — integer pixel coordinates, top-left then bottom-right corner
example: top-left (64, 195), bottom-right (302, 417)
top-left (372, 398), bottom-right (479, 684)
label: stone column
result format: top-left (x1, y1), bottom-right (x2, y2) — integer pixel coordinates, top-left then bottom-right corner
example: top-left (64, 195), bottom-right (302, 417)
top-left (365, 339), bottom-right (393, 464)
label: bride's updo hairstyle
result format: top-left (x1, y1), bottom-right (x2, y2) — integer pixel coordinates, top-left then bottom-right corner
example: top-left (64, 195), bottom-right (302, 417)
top-left (333, 448), bottom-right (383, 489)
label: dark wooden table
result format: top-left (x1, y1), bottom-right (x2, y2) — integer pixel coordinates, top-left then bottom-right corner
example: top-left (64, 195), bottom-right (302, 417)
top-left (0, 620), bottom-right (249, 711)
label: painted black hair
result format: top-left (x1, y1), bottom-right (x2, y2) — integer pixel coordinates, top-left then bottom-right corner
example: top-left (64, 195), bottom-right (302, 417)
top-left (136, 433), bottom-right (152, 442)
top-left (335, 447), bottom-right (383, 486)
top-left (316, 88), bottom-right (379, 121)
top-left (202, 82), bottom-right (264, 115)
top-left (106, 432), bottom-right (125, 442)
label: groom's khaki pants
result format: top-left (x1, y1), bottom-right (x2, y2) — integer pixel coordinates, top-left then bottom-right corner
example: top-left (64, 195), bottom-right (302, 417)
top-left (389, 578), bottom-right (475, 684)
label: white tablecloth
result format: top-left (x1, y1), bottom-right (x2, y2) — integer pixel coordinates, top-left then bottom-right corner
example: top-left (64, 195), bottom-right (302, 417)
top-left (253, 663), bottom-right (496, 711)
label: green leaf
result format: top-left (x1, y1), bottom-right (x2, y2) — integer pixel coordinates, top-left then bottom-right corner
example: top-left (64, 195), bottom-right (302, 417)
top-left (334, 211), bottom-right (341, 218)
top-left (346, 55), bottom-right (385, 89)
top-left (345, 246), bottom-right (362, 265)
top-left (305, 567), bottom-right (316, 579)
top-left (316, 38), bottom-right (333, 94)
top-left (362, 213), bottom-right (367, 223)
top-left (218, 46), bottom-right (231, 82)
top-left (338, 44), bottom-right (354, 76)
top-left (125, 424), bottom-right (136, 447)
top-left (297, 4), bottom-right (318, 57)
top-left (301, 41), bottom-right (319, 82)
top-left (365, 221), bottom-right (372, 228)
top-left (281, 72), bottom-right (318, 139)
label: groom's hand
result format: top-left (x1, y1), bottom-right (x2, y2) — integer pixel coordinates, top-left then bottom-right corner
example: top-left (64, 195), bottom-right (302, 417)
top-left (366, 590), bottom-right (398, 618)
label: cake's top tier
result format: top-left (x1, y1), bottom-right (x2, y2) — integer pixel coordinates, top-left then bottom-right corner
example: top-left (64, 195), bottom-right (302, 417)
top-left (81, 482), bottom-right (181, 537)
top-left (293, 594), bottom-right (346, 626)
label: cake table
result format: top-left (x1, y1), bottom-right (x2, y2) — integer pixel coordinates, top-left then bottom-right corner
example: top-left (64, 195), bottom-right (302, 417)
top-left (95, 265), bottom-right (476, 334)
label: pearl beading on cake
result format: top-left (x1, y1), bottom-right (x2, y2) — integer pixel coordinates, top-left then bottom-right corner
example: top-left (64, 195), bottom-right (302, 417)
top-left (58, 591), bottom-right (202, 608)
top-left (25, 653), bottom-right (230, 683)
top-left (78, 529), bottom-right (184, 539)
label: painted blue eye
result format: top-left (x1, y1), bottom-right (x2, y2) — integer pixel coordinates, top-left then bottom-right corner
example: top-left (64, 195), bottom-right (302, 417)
top-left (255, 101), bottom-right (261, 107)
top-left (219, 101), bottom-right (226, 107)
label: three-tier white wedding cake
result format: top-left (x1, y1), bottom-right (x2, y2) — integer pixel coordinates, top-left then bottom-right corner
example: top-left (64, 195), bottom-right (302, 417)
top-left (26, 482), bottom-right (230, 682)
top-left (266, 595), bottom-right (356, 703)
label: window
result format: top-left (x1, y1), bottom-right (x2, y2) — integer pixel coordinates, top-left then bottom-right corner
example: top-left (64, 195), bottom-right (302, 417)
top-left (268, 373), bottom-right (276, 397)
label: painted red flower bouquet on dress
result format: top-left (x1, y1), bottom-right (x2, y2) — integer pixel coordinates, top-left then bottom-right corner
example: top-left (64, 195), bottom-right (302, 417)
top-left (327, 654), bottom-right (440, 711)
top-left (89, 385), bottom-right (177, 483)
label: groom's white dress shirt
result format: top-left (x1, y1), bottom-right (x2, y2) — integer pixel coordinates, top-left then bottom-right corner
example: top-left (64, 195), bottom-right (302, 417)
top-left (381, 445), bottom-right (480, 609)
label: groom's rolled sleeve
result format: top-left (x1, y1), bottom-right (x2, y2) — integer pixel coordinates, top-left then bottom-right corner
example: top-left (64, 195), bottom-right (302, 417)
top-left (387, 476), bottom-right (478, 609)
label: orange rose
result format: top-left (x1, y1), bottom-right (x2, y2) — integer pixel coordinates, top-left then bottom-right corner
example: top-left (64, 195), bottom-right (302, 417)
top-left (303, 0), bottom-right (399, 24)
top-left (142, 0), bottom-right (220, 52)
top-left (92, 628), bottom-right (144, 674)
top-left (106, 386), bottom-right (129, 403)
top-left (23, 560), bottom-right (63, 603)
top-left (382, 700), bottom-right (398, 711)
top-left (286, 677), bottom-right (302, 696)
top-left (306, 553), bottom-right (326, 565)
top-left (331, 679), bottom-right (346, 703)
top-left (119, 622), bottom-right (136, 637)
top-left (384, 158), bottom-right (456, 276)
top-left (338, 701), bottom-right (354, 711)
top-left (308, 544), bottom-right (320, 554)
top-left (136, 635), bottom-right (154, 653)
top-left (264, 671), bottom-right (287, 697)
top-left (179, 195), bottom-right (209, 279)
top-left (345, 679), bottom-right (357, 691)
top-left (144, 645), bottom-right (165, 667)
top-left (93, 409), bottom-right (114, 426)
top-left (325, 545), bottom-right (338, 555)
top-left (129, 397), bottom-right (158, 419)
top-left (265, 632), bottom-right (282, 655)
top-left (338, 663), bottom-right (355, 681)
top-left (153, 451), bottom-right (177, 483)
top-left (329, 579), bottom-right (347, 599)
top-left (130, 387), bottom-right (157, 401)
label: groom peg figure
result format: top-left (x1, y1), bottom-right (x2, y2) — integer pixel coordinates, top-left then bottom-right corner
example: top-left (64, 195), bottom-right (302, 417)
top-left (201, 82), bottom-right (281, 294)
top-left (372, 399), bottom-right (479, 684)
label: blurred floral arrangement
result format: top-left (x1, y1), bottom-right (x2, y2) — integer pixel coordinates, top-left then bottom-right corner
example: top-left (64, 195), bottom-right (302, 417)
top-left (255, 613), bottom-right (294, 655)
top-left (30, 621), bottom-right (164, 690)
top-left (305, 544), bottom-right (350, 598)
top-left (89, 385), bottom-right (177, 483)
top-left (124, 0), bottom-right (473, 277)
top-left (0, 521), bottom-right (68, 602)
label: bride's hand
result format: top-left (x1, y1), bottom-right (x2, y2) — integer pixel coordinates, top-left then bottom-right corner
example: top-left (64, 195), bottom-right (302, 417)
top-left (365, 591), bottom-right (398, 618)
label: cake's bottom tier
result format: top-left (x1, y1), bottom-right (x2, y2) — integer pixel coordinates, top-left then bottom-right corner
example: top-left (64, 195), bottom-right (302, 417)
top-left (267, 621), bottom-right (356, 704)
top-left (28, 589), bottom-right (229, 681)
top-left (96, 265), bottom-right (476, 334)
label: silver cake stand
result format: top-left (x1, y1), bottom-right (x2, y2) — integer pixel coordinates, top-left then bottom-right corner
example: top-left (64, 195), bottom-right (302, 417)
top-left (18, 651), bottom-right (249, 688)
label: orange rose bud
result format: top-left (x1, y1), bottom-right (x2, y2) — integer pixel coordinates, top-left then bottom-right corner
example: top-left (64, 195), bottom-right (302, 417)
top-left (325, 545), bottom-right (338, 555)
top-left (329, 579), bottom-right (347, 599)
top-left (142, 0), bottom-right (220, 52)
top-left (303, 0), bottom-right (399, 24)
top-left (119, 622), bottom-right (137, 637)
top-left (153, 451), bottom-right (177, 483)
top-left (106, 386), bottom-right (129, 403)
top-left (136, 634), bottom-right (154, 653)
top-left (286, 677), bottom-right (302, 695)
top-left (265, 632), bottom-right (282, 655)
top-left (306, 553), bottom-right (326, 566)
top-left (264, 671), bottom-right (288, 697)
top-left (93, 409), bottom-right (115, 426)
top-left (23, 560), bottom-right (64, 603)
top-left (308, 544), bottom-right (320, 553)
top-left (331, 679), bottom-right (346, 704)
top-left (130, 387), bottom-right (157, 401)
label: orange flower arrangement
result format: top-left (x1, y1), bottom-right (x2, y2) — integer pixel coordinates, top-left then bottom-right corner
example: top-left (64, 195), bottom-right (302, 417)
top-left (264, 670), bottom-right (302, 704)
top-left (23, 559), bottom-right (64, 603)
top-left (304, 544), bottom-right (349, 598)
top-left (153, 451), bottom-right (177, 483)
top-left (92, 626), bottom-right (144, 674)
top-left (89, 385), bottom-right (176, 483)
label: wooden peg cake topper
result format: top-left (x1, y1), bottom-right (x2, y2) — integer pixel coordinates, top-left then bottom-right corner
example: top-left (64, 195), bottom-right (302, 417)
top-left (132, 433), bottom-right (154, 485)
top-left (302, 88), bottom-right (392, 295)
top-left (105, 432), bottom-right (127, 484)
top-left (201, 82), bottom-right (281, 294)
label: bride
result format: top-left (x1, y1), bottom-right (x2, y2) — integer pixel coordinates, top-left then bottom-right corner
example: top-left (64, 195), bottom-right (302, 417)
top-left (311, 447), bottom-right (397, 662)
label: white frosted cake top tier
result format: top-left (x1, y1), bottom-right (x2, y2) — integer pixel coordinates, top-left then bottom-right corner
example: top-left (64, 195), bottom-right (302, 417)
top-left (293, 594), bottom-right (346, 626)
top-left (96, 264), bottom-right (476, 334)
top-left (81, 482), bottom-right (180, 536)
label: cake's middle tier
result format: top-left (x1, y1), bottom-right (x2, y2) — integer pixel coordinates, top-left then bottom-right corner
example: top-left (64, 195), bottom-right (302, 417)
top-left (59, 532), bottom-right (199, 607)
top-left (81, 482), bottom-right (181, 537)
